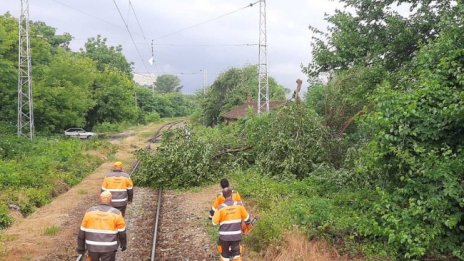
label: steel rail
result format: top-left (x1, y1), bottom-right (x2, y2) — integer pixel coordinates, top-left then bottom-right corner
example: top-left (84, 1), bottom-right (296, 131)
top-left (150, 189), bottom-right (163, 260)
top-left (146, 120), bottom-right (184, 261)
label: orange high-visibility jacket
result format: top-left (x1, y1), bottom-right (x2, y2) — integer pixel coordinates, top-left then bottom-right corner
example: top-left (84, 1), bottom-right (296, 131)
top-left (209, 190), bottom-right (242, 218)
top-left (102, 170), bottom-right (133, 207)
top-left (77, 204), bottom-right (126, 253)
top-left (212, 199), bottom-right (250, 242)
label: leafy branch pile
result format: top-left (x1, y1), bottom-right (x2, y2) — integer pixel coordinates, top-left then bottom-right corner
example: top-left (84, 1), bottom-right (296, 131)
top-left (136, 104), bottom-right (331, 186)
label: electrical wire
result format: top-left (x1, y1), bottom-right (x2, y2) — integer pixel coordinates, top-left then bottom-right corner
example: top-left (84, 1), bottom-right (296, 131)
top-left (48, 0), bottom-right (260, 74)
top-left (50, 0), bottom-right (132, 35)
top-left (128, 0), bottom-right (150, 49)
top-left (152, 1), bottom-right (260, 41)
top-left (112, 0), bottom-right (150, 73)
top-left (152, 43), bottom-right (258, 47)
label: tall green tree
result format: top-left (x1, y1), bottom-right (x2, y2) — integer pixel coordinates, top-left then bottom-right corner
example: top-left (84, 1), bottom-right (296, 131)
top-left (33, 50), bottom-right (96, 132)
top-left (82, 36), bottom-right (138, 128)
top-left (153, 74), bottom-right (183, 93)
top-left (85, 69), bottom-right (138, 128)
top-left (0, 13), bottom-right (18, 124)
top-left (304, 0), bottom-right (458, 81)
top-left (82, 35), bottom-right (133, 76)
top-left (200, 65), bottom-right (287, 126)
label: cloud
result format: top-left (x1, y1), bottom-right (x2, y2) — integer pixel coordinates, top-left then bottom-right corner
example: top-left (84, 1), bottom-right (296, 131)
top-left (1, 0), bottom-right (344, 93)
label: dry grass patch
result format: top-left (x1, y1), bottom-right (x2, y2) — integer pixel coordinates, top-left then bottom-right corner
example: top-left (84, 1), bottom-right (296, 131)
top-left (259, 233), bottom-right (354, 261)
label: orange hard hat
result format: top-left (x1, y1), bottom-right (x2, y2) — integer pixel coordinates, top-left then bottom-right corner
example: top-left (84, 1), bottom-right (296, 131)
top-left (113, 161), bottom-right (123, 169)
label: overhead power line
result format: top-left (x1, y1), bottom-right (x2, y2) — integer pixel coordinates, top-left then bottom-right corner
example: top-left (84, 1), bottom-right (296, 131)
top-left (51, 0), bottom-right (130, 33)
top-left (153, 1), bottom-right (260, 41)
top-left (152, 43), bottom-right (258, 47)
top-left (129, 0), bottom-right (149, 48)
top-left (112, 0), bottom-right (149, 73)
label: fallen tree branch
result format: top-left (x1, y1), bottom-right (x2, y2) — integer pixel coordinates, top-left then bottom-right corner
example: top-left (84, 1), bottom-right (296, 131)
top-left (213, 146), bottom-right (251, 159)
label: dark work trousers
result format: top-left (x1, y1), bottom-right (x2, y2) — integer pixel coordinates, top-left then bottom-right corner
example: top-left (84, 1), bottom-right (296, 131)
top-left (88, 251), bottom-right (116, 261)
top-left (114, 205), bottom-right (127, 217)
top-left (219, 239), bottom-right (241, 258)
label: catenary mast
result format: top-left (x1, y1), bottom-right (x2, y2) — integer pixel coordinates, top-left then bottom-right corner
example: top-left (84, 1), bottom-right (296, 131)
top-left (17, 0), bottom-right (35, 140)
top-left (257, 0), bottom-right (269, 113)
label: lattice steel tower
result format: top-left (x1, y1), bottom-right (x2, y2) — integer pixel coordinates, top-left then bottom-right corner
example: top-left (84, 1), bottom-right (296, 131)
top-left (17, 0), bottom-right (34, 139)
top-left (257, 0), bottom-right (269, 113)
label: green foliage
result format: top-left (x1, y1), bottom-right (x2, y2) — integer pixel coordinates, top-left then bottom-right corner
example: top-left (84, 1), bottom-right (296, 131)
top-left (304, 0), bottom-right (458, 82)
top-left (351, 16), bottom-right (464, 258)
top-left (135, 86), bottom-right (196, 120)
top-left (153, 74), bottom-right (182, 93)
top-left (92, 121), bottom-right (132, 133)
top-left (0, 130), bottom-right (112, 225)
top-left (0, 14), bottom-right (192, 134)
top-left (135, 126), bottom-right (236, 188)
top-left (0, 205), bottom-right (13, 229)
top-left (83, 35), bottom-right (133, 76)
top-left (134, 2), bottom-right (464, 260)
top-left (137, 105), bottom-right (333, 187)
top-left (34, 50), bottom-right (96, 132)
top-left (43, 225), bottom-right (60, 236)
top-left (85, 68), bottom-right (138, 129)
top-left (245, 104), bottom-right (332, 179)
top-left (144, 112), bottom-right (161, 123)
top-left (199, 65), bottom-right (288, 126)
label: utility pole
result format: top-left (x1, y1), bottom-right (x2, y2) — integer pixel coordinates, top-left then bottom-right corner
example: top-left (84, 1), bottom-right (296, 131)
top-left (150, 40), bottom-right (155, 96)
top-left (257, 0), bottom-right (269, 114)
top-left (201, 69), bottom-right (208, 94)
top-left (17, 0), bottom-right (34, 140)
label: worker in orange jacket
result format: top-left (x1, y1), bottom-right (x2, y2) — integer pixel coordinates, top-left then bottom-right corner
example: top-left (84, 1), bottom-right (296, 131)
top-left (209, 178), bottom-right (242, 219)
top-left (77, 191), bottom-right (127, 261)
top-left (212, 188), bottom-right (251, 261)
top-left (102, 162), bottom-right (133, 217)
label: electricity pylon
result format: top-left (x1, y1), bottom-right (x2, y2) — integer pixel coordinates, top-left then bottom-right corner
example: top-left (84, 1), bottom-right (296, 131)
top-left (17, 0), bottom-right (34, 140)
top-left (257, 0), bottom-right (269, 113)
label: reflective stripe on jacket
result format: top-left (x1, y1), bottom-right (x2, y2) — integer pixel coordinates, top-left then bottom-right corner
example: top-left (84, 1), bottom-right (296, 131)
top-left (77, 204), bottom-right (126, 253)
top-left (209, 190), bottom-right (242, 218)
top-left (102, 170), bottom-right (133, 207)
top-left (212, 199), bottom-right (250, 242)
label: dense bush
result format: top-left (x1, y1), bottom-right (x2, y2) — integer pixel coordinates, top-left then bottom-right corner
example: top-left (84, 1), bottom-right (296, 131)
top-left (245, 104), bottom-right (332, 179)
top-left (143, 112), bottom-right (161, 123)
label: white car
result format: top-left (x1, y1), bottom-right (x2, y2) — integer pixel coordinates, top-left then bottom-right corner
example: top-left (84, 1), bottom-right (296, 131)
top-left (64, 128), bottom-right (96, 139)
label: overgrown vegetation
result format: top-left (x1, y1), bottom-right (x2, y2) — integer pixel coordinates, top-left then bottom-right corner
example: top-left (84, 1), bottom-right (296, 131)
top-left (197, 65), bottom-right (288, 126)
top-left (137, 1), bottom-right (464, 260)
top-left (0, 124), bottom-right (113, 228)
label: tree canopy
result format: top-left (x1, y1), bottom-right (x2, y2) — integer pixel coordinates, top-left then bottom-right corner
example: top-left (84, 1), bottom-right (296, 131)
top-left (0, 14), bottom-right (195, 134)
top-left (153, 74), bottom-right (183, 93)
top-left (199, 65), bottom-right (288, 126)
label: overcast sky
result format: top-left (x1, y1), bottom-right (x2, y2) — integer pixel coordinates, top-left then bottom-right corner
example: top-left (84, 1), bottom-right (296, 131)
top-left (1, 0), bottom-right (343, 94)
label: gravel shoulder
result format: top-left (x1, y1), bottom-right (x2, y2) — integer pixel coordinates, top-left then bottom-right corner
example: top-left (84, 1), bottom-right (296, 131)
top-left (155, 186), bottom-right (218, 261)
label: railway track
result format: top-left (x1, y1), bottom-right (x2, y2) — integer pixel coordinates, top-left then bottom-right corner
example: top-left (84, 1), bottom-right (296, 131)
top-left (126, 120), bottom-right (185, 261)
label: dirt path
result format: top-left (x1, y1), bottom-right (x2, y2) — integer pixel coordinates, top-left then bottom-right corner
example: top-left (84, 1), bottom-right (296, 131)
top-left (0, 123), bottom-right (162, 261)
